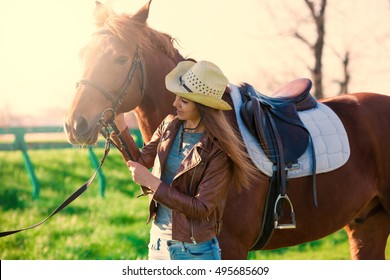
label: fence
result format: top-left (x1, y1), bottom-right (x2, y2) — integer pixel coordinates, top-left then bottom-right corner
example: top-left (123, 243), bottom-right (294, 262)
top-left (0, 126), bottom-right (142, 199)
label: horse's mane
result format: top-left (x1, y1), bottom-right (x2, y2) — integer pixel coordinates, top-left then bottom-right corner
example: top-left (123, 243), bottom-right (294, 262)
top-left (104, 14), bottom-right (178, 59)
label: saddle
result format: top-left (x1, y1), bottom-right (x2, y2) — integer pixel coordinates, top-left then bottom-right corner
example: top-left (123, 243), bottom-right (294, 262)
top-left (239, 78), bottom-right (318, 249)
top-left (240, 78), bottom-right (316, 164)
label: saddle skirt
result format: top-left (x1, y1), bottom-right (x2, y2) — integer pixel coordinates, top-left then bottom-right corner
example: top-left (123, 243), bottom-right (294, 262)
top-left (230, 83), bottom-right (350, 178)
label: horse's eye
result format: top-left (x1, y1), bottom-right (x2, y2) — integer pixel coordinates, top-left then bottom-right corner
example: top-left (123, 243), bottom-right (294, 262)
top-left (115, 56), bottom-right (128, 65)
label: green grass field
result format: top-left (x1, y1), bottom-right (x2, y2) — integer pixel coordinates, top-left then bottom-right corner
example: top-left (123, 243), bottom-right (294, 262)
top-left (0, 149), bottom-right (389, 260)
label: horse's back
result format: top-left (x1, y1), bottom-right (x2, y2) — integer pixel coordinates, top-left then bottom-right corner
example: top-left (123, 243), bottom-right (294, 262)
top-left (259, 92), bottom-right (390, 252)
top-left (321, 92), bottom-right (390, 115)
top-left (321, 92), bottom-right (390, 148)
top-left (322, 92), bottom-right (390, 212)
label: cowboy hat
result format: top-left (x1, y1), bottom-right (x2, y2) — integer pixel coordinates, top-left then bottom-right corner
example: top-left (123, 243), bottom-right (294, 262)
top-left (165, 60), bottom-right (232, 110)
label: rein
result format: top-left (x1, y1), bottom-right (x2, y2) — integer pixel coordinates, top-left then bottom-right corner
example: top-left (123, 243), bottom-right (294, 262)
top-left (0, 40), bottom-right (144, 237)
top-left (0, 120), bottom-right (134, 238)
top-left (0, 125), bottom-right (112, 237)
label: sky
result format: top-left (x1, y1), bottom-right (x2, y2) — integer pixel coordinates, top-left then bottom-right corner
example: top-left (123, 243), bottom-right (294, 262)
top-left (0, 0), bottom-right (389, 125)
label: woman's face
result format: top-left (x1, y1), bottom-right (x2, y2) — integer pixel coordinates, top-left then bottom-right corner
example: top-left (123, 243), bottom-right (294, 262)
top-left (173, 95), bottom-right (201, 123)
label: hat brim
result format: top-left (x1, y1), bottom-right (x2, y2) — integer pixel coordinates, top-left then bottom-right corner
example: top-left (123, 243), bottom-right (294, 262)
top-left (173, 92), bottom-right (232, 110)
top-left (165, 61), bottom-right (232, 110)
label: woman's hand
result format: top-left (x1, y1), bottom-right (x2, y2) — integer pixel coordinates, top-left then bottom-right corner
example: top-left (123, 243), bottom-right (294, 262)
top-left (127, 161), bottom-right (161, 192)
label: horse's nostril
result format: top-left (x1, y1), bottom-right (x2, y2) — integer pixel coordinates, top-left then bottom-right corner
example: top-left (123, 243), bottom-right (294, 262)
top-left (74, 116), bottom-right (89, 134)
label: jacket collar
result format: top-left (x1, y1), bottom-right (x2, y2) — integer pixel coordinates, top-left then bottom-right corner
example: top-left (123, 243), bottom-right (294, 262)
top-left (166, 117), bottom-right (210, 151)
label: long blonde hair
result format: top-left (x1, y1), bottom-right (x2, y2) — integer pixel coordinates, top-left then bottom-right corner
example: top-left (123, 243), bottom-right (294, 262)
top-left (196, 97), bottom-right (258, 191)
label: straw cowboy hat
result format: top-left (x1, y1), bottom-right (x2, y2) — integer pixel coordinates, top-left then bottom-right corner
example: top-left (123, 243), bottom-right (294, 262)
top-left (165, 60), bottom-right (232, 110)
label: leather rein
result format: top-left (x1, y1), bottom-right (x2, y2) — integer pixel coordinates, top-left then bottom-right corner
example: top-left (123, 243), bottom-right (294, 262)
top-left (0, 42), bottom-right (145, 238)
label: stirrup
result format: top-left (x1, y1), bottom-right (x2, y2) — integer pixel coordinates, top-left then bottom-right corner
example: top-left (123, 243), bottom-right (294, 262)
top-left (273, 194), bottom-right (296, 229)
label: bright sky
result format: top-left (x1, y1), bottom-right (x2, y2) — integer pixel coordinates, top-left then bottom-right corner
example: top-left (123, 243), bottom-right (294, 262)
top-left (1, 0), bottom-right (389, 124)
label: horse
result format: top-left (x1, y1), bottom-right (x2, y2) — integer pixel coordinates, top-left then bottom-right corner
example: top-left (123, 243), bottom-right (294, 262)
top-left (64, 1), bottom-right (390, 259)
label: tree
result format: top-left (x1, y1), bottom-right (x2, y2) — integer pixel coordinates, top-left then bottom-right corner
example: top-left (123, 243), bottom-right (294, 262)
top-left (263, 0), bottom-right (390, 98)
top-left (332, 50), bottom-right (350, 95)
top-left (293, 0), bottom-right (327, 99)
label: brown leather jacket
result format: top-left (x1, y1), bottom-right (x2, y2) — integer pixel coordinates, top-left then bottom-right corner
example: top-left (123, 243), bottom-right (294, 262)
top-left (113, 115), bottom-right (231, 244)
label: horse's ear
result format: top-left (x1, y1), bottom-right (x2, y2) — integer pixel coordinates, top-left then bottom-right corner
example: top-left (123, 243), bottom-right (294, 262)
top-left (132, 0), bottom-right (152, 23)
top-left (93, 1), bottom-right (114, 28)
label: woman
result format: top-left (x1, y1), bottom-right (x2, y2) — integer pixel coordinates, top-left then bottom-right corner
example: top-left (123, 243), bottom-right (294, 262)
top-left (114, 60), bottom-right (257, 260)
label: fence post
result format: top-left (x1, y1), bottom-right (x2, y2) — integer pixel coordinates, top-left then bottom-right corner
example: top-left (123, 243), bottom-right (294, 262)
top-left (14, 128), bottom-right (40, 199)
top-left (130, 128), bottom-right (143, 148)
top-left (88, 146), bottom-right (106, 197)
top-left (1, 126), bottom-right (141, 198)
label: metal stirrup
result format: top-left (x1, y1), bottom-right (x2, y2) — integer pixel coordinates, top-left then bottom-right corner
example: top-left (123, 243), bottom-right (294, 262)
top-left (273, 194), bottom-right (296, 229)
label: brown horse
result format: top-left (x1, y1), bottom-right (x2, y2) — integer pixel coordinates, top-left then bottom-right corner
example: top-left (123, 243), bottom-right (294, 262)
top-left (64, 1), bottom-right (390, 259)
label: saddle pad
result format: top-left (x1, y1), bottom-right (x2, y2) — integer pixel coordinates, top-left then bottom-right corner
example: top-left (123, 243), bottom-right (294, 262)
top-left (230, 84), bottom-right (350, 178)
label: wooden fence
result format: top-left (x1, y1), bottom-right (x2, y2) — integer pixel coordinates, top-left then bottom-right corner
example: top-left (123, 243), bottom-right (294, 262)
top-left (0, 126), bottom-right (142, 199)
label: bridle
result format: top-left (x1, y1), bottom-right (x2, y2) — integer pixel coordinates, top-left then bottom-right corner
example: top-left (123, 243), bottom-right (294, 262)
top-left (76, 31), bottom-right (147, 193)
top-left (76, 32), bottom-right (147, 161)
top-left (77, 33), bottom-right (147, 159)
top-left (0, 33), bottom-right (145, 238)
top-left (76, 45), bottom-right (146, 126)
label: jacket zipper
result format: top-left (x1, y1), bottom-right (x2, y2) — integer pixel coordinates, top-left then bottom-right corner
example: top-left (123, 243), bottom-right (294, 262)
top-left (189, 149), bottom-right (203, 244)
top-left (189, 165), bottom-right (198, 244)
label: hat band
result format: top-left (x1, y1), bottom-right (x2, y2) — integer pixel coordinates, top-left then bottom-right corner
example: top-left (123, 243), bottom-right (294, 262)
top-left (179, 76), bottom-right (193, 93)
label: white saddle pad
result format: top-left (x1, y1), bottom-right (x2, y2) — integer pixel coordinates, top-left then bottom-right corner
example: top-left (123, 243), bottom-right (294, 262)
top-left (230, 83), bottom-right (350, 178)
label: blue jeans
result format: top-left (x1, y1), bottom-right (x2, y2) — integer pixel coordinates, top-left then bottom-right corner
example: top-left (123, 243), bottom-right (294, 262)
top-left (168, 237), bottom-right (221, 260)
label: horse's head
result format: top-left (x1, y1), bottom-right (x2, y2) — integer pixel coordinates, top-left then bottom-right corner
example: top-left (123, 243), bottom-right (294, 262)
top-left (64, 1), bottom-right (151, 145)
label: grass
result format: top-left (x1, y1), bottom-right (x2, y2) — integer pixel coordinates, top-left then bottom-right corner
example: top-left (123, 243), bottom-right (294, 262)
top-left (0, 148), bottom-right (151, 260)
top-left (0, 148), bottom-right (389, 260)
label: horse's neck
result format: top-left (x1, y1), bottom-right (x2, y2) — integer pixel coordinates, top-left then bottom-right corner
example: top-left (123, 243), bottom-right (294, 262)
top-left (134, 52), bottom-right (183, 142)
top-left (133, 103), bottom-right (172, 142)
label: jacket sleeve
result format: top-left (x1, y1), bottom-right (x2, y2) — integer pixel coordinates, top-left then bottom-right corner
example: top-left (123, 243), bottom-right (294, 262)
top-left (111, 116), bottom-right (175, 196)
top-left (152, 148), bottom-right (231, 221)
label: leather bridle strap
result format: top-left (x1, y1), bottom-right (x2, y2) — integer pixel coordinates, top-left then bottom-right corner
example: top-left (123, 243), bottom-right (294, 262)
top-left (113, 46), bottom-right (145, 110)
top-left (0, 135), bottom-right (112, 238)
top-left (0, 40), bottom-right (144, 238)
top-left (76, 46), bottom-right (145, 113)
top-left (77, 79), bottom-right (116, 105)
